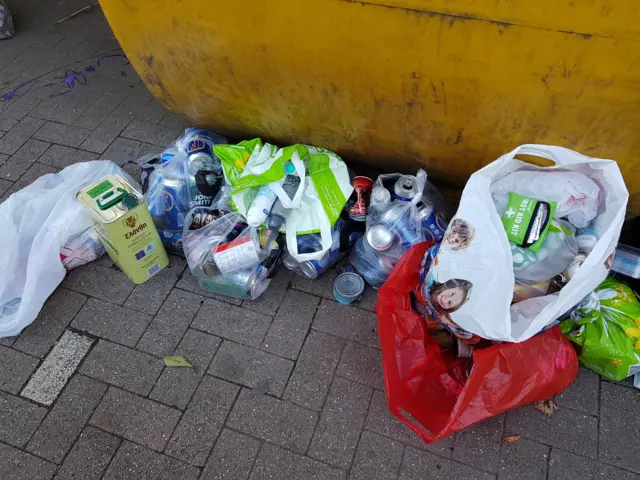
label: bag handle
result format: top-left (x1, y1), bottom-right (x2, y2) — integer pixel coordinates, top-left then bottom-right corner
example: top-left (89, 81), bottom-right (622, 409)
top-left (285, 210), bottom-right (333, 262)
top-left (505, 144), bottom-right (596, 167)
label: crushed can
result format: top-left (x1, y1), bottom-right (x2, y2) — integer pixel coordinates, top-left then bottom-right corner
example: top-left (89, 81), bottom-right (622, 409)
top-left (77, 174), bottom-right (169, 284)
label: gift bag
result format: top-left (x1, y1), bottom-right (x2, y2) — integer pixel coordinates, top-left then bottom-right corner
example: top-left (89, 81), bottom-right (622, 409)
top-left (561, 277), bottom-right (640, 381)
top-left (428, 144), bottom-right (628, 342)
top-left (376, 243), bottom-right (578, 443)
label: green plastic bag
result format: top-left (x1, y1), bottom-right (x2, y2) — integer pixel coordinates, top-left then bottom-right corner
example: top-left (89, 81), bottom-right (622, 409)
top-left (560, 278), bottom-right (640, 381)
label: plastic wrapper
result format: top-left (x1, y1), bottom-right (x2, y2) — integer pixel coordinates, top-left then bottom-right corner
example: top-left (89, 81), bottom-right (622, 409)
top-left (561, 278), bottom-right (640, 381)
top-left (491, 170), bottom-right (602, 229)
top-left (182, 209), bottom-right (278, 300)
top-left (60, 228), bottom-right (105, 270)
top-left (143, 128), bottom-right (226, 254)
top-left (350, 169), bottom-right (440, 288)
top-left (512, 279), bottom-right (551, 303)
top-left (511, 219), bottom-right (578, 281)
top-left (377, 242), bottom-right (578, 443)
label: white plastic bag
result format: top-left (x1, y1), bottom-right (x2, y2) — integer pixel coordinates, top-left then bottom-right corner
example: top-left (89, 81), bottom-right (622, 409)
top-left (0, 161), bottom-right (137, 338)
top-left (428, 145), bottom-right (628, 342)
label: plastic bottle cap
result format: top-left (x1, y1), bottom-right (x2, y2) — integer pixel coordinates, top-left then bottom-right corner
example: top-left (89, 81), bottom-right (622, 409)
top-left (122, 194), bottom-right (139, 209)
top-left (285, 162), bottom-right (295, 174)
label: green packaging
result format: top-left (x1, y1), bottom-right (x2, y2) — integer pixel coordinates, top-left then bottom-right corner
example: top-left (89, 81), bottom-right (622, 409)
top-left (501, 192), bottom-right (557, 252)
top-left (560, 278), bottom-right (640, 381)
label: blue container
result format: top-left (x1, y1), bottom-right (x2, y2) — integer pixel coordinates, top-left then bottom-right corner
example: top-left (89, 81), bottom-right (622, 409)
top-left (349, 235), bottom-right (392, 288)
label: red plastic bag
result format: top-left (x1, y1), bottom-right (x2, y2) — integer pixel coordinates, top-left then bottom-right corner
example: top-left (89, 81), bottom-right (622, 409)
top-left (376, 242), bottom-right (578, 444)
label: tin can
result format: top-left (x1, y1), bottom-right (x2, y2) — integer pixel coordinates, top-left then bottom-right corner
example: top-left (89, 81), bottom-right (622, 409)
top-left (393, 175), bottom-right (417, 201)
top-left (348, 176), bottom-right (373, 222)
top-left (366, 225), bottom-right (395, 252)
top-left (147, 175), bottom-right (189, 232)
top-left (290, 218), bottom-right (361, 279)
top-left (197, 264), bottom-right (266, 299)
top-left (160, 146), bottom-right (178, 163)
top-left (333, 272), bottom-right (365, 304)
top-left (187, 207), bottom-right (221, 230)
top-left (77, 174), bottom-right (169, 284)
top-left (417, 200), bottom-right (448, 243)
top-left (213, 230), bottom-right (262, 275)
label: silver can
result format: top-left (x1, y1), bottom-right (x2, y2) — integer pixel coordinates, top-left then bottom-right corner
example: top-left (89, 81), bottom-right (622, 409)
top-left (366, 225), bottom-right (395, 251)
top-left (393, 175), bottom-right (417, 201)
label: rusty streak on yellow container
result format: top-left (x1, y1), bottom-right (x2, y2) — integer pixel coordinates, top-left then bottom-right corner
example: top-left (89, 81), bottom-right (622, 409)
top-left (99, 0), bottom-right (640, 213)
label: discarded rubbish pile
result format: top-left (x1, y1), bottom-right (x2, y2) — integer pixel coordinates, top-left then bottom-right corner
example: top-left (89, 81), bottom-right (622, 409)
top-left (1, 127), bottom-right (638, 442)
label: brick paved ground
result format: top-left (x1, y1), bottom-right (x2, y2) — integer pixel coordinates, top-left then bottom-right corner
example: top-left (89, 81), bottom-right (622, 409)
top-left (1, 2), bottom-right (640, 480)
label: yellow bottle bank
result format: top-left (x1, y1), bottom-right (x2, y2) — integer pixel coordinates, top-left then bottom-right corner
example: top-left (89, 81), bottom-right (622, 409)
top-left (77, 174), bottom-right (169, 284)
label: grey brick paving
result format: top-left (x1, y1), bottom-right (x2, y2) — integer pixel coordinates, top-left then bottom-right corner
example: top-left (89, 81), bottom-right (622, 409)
top-left (399, 446), bottom-right (495, 480)
top-left (241, 278), bottom-right (288, 316)
top-left (351, 430), bottom-right (405, 480)
top-left (284, 330), bottom-right (345, 411)
top-left (336, 341), bottom-right (385, 390)
top-left (308, 377), bottom-right (372, 469)
top-left (499, 437), bottom-right (549, 480)
top-left (548, 448), bottom-right (595, 480)
top-left (209, 340), bottom-right (294, 396)
top-left (0, 116), bottom-right (46, 155)
top-left (506, 404), bottom-right (598, 459)
top-left (261, 289), bottom-right (319, 360)
top-left (0, 345), bottom-right (39, 394)
top-left (13, 288), bottom-right (86, 358)
top-left (38, 144), bottom-right (96, 169)
top-left (103, 441), bottom-right (200, 480)
top-left (313, 299), bottom-right (379, 347)
top-left (0, 138), bottom-right (50, 180)
top-left (200, 428), bottom-right (262, 480)
top-left (63, 263), bottom-right (135, 304)
top-left (0, 443), bottom-right (57, 480)
top-left (192, 298), bottom-right (273, 348)
top-left (249, 443), bottom-right (346, 480)
top-left (453, 414), bottom-right (504, 473)
top-left (90, 387), bottom-right (181, 451)
top-left (599, 382), bottom-right (640, 472)
top-left (555, 367), bottom-right (600, 416)
top-left (72, 298), bottom-right (153, 347)
top-left (150, 329), bottom-right (221, 409)
top-left (80, 340), bottom-right (163, 395)
top-left (27, 375), bottom-right (107, 463)
top-left (33, 121), bottom-right (91, 147)
top-left (165, 376), bottom-right (239, 466)
top-left (136, 289), bottom-right (204, 357)
top-left (0, 5), bottom-right (637, 479)
top-left (227, 389), bottom-right (319, 453)
top-left (55, 426), bottom-right (121, 480)
top-left (0, 391), bottom-right (48, 447)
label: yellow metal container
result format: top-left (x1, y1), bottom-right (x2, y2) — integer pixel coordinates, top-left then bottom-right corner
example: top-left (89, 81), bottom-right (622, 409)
top-left (99, 0), bottom-right (640, 214)
top-left (77, 174), bottom-right (169, 284)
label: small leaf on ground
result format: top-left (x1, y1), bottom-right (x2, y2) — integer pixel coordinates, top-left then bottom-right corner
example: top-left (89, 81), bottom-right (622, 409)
top-left (532, 399), bottom-right (558, 415)
top-left (502, 434), bottom-right (521, 443)
top-left (163, 355), bottom-right (193, 368)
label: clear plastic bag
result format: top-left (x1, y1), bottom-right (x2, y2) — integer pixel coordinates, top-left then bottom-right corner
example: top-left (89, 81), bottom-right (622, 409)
top-left (182, 209), bottom-right (277, 300)
top-left (511, 219), bottom-right (578, 281)
top-left (350, 170), bottom-right (428, 288)
top-left (0, 1), bottom-right (14, 40)
top-left (142, 129), bottom-right (227, 254)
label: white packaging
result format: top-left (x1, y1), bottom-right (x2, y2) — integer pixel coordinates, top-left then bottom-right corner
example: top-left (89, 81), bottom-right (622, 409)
top-left (246, 184), bottom-right (277, 227)
top-left (428, 144), bottom-right (628, 342)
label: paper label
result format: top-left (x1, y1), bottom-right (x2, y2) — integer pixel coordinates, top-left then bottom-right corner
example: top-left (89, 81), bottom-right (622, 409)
top-left (214, 235), bottom-right (261, 274)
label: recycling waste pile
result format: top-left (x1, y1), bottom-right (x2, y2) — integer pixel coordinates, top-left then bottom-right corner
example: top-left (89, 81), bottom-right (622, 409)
top-left (1, 127), bottom-right (639, 443)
